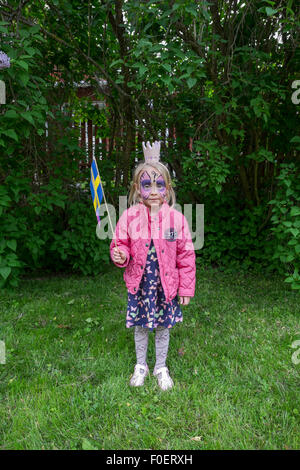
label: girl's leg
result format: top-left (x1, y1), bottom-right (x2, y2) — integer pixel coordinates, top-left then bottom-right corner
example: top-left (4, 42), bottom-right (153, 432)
top-left (130, 326), bottom-right (149, 387)
top-left (134, 325), bottom-right (149, 366)
top-left (153, 326), bottom-right (173, 390)
top-left (154, 326), bottom-right (170, 372)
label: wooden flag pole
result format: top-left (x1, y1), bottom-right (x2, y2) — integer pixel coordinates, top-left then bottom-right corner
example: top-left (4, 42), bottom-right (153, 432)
top-left (93, 156), bottom-right (118, 249)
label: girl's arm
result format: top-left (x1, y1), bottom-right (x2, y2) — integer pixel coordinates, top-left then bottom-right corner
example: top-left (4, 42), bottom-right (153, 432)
top-left (176, 214), bottom-right (196, 297)
top-left (110, 210), bottom-right (130, 268)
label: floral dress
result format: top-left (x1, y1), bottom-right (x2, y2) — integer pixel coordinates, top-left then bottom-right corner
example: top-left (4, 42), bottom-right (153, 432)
top-left (126, 239), bottom-right (183, 331)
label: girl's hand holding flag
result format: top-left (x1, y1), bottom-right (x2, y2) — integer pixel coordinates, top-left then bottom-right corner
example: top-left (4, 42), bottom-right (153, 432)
top-left (112, 247), bottom-right (127, 265)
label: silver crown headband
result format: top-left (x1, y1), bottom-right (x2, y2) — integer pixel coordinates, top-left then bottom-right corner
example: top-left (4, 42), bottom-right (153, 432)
top-left (142, 140), bottom-right (161, 162)
top-left (141, 140), bottom-right (170, 174)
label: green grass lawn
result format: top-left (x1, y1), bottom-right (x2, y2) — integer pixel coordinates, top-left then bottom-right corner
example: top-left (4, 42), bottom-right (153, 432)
top-left (0, 265), bottom-right (299, 450)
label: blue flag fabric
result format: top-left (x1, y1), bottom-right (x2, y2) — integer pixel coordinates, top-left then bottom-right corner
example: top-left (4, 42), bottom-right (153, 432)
top-left (90, 158), bottom-right (103, 225)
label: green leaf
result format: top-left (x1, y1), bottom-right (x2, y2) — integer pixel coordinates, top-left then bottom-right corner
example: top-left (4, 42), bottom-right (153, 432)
top-left (0, 267), bottom-right (11, 280)
top-left (4, 110), bottom-right (18, 119)
top-left (291, 283), bottom-right (300, 290)
top-left (167, 82), bottom-right (175, 93)
top-left (17, 60), bottom-right (29, 71)
top-left (138, 64), bottom-right (147, 76)
top-left (7, 240), bottom-right (17, 251)
top-left (54, 200), bottom-right (65, 209)
top-left (109, 59), bottom-right (124, 68)
top-left (162, 63), bottom-right (172, 73)
top-left (187, 78), bottom-right (197, 89)
top-left (18, 71), bottom-right (30, 86)
top-left (1, 129), bottom-right (18, 141)
top-left (202, 7), bottom-right (211, 20)
top-left (179, 73), bottom-right (191, 80)
top-left (8, 258), bottom-right (23, 267)
top-left (265, 7), bottom-right (278, 16)
top-left (186, 5), bottom-right (197, 17)
top-left (291, 206), bottom-right (300, 217)
top-left (20, 112), bottom-right (35, 125)
top-left (24, 46), bottom-right (36, 56)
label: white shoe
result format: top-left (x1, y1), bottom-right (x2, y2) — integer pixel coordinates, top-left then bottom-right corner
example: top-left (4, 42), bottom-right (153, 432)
top-left (153, 366), bottom-right (174, 391)
top-left (130, 363), bottom-right (149, 387)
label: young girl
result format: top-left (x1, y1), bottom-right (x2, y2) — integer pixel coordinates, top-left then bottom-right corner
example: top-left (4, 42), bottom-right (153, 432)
top-left (110, 141), bottom-right (196, 391)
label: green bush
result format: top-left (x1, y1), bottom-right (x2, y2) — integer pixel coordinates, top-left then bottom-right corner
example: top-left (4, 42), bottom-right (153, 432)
top-left (0, 22), bottom-right (111, 288)
top-left (0, 171), bottom-right (110, 289)
top-left (193, 187), bottom-right (276, 273)
top-left (269, 162), bottom-right (300, 290)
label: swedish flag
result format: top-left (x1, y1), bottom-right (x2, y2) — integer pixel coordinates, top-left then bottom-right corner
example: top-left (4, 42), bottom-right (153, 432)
top-left (90, 157), bottom-right (103, 225)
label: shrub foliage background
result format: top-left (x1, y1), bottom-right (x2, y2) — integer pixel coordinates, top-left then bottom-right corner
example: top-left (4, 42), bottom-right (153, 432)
top-left (0, 0), bottom-right (299, 289)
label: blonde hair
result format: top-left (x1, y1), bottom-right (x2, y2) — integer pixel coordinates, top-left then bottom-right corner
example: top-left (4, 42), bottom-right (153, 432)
top-left (128, 161), bottom-right (176, 207)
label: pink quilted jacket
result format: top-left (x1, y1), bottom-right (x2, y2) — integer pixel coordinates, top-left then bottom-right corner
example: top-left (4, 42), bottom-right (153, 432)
top-left (109, 201), bottom-right (196, 302)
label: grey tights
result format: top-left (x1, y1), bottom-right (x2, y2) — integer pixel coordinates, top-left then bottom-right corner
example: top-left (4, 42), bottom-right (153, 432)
top-left (134, 325), bottom-right (170, 370)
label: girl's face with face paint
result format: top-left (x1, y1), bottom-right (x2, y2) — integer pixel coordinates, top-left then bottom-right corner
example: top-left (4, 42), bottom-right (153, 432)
top-left (136, 166), bottom-right (167, 209)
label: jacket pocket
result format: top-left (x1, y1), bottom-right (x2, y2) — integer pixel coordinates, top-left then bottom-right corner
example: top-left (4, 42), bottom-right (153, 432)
top-left (169, 268), bottom-right (179, 298)
top-left (124, 259), bottom-right (134, 282)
